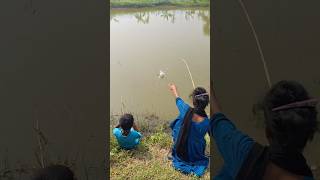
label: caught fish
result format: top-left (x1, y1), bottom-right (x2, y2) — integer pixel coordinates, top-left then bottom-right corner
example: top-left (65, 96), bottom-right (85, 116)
top-left (158, 70), bottom-right (166, 79)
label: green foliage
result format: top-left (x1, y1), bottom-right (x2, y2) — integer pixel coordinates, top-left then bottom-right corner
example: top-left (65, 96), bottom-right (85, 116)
top-left (110, 134), bottom-right (126, 165)
top-left (145, 131), bottom-right (172, 149)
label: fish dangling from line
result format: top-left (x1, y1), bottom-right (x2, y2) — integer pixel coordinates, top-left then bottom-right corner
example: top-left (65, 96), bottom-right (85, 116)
top-left (158, 70), bottom-right (166, 79)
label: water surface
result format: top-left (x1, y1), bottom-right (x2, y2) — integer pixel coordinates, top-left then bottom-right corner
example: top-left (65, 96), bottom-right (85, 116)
top-left (111, 8), bottom-right (210, 120)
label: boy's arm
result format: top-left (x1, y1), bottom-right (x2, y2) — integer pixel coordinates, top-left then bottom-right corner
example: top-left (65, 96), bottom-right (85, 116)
top-left (132, 124), bottom-right (142, 139)
top-left (136, 131), bottom-right (142, 139)
top-left (112, 128), bottom-right (121, 136)
top-left (132, 122), bottom-right (139, 131)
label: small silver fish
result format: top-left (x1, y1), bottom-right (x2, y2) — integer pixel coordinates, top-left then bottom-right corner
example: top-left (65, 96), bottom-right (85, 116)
top-left (158, 70), bottom-right (166, 79)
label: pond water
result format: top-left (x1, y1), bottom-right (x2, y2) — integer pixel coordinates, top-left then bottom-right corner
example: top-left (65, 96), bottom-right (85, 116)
top-left (110, 8), bottom-right (210, 121)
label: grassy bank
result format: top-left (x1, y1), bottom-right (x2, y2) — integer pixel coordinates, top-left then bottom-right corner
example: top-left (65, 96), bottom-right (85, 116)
top-left (110, 0), bottom-right (210, 8)
top-left (110, 113), bottom-right (210, 179)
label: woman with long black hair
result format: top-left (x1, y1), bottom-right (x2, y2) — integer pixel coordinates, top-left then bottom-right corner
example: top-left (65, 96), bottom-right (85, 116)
top-left (168, 83), bottom-right (210, 177)
top-left (210, 80), bottom-right (318, 180)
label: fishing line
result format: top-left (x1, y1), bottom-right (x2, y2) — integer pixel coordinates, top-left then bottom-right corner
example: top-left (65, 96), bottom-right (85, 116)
top-left (158, 58), bottom-right (196, 91)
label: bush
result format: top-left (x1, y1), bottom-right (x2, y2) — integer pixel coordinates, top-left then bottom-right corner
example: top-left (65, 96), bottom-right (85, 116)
top-left (145, 131), bottom-right (172, 149)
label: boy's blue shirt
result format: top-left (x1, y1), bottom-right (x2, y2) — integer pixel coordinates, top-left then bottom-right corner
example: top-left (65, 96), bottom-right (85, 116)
top-left (113, 127), bottom-right (142, 149)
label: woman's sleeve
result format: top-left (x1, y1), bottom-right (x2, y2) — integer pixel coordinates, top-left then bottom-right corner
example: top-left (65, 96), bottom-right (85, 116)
top-left (170, 97), bottom-right (189, 130)
top-left (210, 113), bottom-right (254, 178)
top-left (176, 97), bottom-right (189, 115)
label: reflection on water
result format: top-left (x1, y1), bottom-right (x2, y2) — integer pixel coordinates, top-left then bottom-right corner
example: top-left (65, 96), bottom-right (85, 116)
top-left (160, 11), bottom-right (175, 23)
top-left (135, 12), bottom-right (150, 24)
top-left (198, 11), bottom-right (210, 36)
top-left (111, 8), bottom-right (210, 36)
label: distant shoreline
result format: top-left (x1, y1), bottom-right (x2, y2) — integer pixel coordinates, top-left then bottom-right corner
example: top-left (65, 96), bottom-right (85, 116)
top-left (110, 1), bottom-right (209, 9)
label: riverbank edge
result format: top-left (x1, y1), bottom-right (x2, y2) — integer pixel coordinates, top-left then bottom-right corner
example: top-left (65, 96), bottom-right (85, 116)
top-left (110, 2), bottom-right (209, 9)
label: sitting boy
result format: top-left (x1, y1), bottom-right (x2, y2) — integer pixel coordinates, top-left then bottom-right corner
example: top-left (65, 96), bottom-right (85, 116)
top-left (113, 113), bottom-right (142, 150)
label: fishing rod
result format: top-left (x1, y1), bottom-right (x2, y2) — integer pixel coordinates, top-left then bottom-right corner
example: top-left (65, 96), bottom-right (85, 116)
top-left (180, 58), bottom-right (196, 90)
top-left (158, 58), bottom-right (196, 90)
top-left (237, 0), bottom-right (272, 88)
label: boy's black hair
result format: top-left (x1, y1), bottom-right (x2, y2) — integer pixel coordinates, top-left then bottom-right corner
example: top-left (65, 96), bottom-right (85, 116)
top-left (32, 165), bottom-right (75, 180)
top-left (176, 87), bottom-right (209, 161)
top-left (263, 80), bottom-right (318, 151)
top-left (117, 113), bottom-right (134, 136)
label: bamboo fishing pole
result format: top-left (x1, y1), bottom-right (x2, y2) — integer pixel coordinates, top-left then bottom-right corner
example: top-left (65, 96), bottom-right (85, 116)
top-left (237, 0), bottom-right (272, 88)
top-left (180, 58), bottom-right (196, 89)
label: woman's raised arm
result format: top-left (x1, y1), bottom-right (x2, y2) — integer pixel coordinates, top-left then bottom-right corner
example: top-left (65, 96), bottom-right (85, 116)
top-left (168, 83), bottom-right (179, 98)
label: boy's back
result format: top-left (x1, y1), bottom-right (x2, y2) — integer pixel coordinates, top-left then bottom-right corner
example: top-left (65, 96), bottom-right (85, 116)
top-left (113, 128), bottom-right (142, 149)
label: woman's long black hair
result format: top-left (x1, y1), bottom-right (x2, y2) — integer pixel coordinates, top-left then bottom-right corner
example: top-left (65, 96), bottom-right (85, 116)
top-left (261, 80), bottom-right (319, 177)
top-left (263, 80), bottom-right (318, 150)
top-left (175, 87), bottom-right (209, 162)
